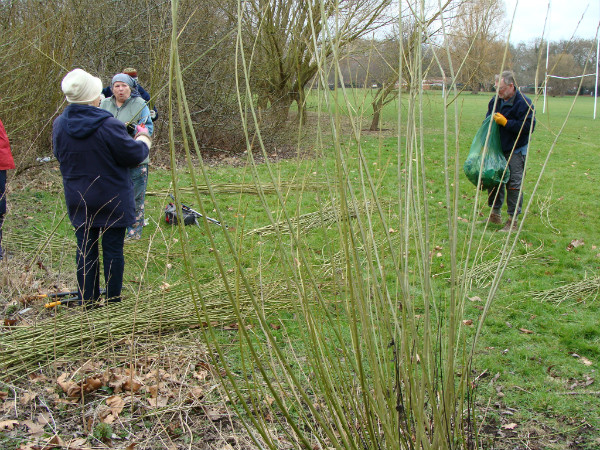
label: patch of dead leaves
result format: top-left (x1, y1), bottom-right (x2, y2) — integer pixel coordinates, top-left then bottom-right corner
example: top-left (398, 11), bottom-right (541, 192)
top-left (57, 373), bottom-right (103, 398)
top-left (567, 239), bottom-right (585, 251)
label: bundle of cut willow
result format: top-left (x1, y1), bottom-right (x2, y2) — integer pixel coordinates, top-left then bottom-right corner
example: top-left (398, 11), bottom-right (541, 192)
top-left (0, 276), bottom-right (293, 378)
top-left (246, 200), bottom-right (370, 236)
top-left (5, 226), bottom-right (203, 268)
top-left (461, 242), bottom-right (544, 289)
top-left (146, 181), bottom-right (326, 197)
top-left (529, 275), bottom-right (600, 304)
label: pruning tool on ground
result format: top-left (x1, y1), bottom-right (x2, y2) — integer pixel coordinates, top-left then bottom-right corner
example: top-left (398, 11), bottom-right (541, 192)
top-left (41, 289), bottom-right (106, 309)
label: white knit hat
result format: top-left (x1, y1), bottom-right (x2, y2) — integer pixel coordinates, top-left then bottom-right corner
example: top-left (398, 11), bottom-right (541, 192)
top-left (61, 68), bottom-right (103, 104)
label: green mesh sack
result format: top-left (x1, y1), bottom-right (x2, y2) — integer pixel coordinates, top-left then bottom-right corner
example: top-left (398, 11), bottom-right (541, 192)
top-left (463, 115), bottom-right (509, 189)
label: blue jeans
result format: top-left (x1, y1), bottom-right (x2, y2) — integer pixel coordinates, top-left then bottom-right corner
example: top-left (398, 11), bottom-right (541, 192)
top-left (75, 225), bottom-right (126, 303)
top-left (488, 152), bottom-right (525, 218)
top-left (0, 170), bottom-right (6, 258)
top-left (127, 164), bottom-right (148, 239)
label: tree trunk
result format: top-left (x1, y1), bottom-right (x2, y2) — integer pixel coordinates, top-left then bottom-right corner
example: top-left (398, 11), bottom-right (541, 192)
top-left (295, 88), bottom-right (307, 126)
top-left (266, 94), bottom-right (293, 126)
top-left (370, 99), bottom-right (382, 131)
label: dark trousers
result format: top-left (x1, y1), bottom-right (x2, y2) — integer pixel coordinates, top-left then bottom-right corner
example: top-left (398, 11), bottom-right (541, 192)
top-left (487, 152), bottom-right (525, 217)
top-left (75, 226), bottom-right (126, 303)
top-left (0, 170), bottom-right (6, 258)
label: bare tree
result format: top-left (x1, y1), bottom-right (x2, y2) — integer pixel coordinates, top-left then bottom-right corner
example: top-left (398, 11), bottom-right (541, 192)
top-left (366, 1), bottom-right (458, 131)
top-left (240, 0), bottom-right (393, 125)
top-left (546, 53), bottom-right (579, 96)
top-left (448, 0), bottom-right (508, 93)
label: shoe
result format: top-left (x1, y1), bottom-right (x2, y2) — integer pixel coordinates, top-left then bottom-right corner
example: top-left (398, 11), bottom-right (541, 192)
top-left (499, 217), bottom-right (518, 232)
top-left (479, 212), bottom-right (502, 225)
top-left (488, 213), bottom-right (502, 224)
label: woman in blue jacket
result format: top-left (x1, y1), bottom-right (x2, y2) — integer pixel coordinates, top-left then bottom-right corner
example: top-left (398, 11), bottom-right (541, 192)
top-left (53, 68), bottom-right (151, 307)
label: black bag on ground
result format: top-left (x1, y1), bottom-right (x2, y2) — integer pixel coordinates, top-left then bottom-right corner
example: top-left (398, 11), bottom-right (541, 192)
top-left (165, 203), bottom-right (197, 225)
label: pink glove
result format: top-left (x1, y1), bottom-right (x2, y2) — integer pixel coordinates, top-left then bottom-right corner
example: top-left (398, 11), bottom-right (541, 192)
top-left (135, 124), bottom-right (149, 136)
top-left (134, 123), bottom-right (152, 149)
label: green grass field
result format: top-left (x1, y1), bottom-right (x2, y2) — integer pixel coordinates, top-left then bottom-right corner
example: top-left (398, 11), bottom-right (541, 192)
top-left (1, 90), bottom-right (599, 449)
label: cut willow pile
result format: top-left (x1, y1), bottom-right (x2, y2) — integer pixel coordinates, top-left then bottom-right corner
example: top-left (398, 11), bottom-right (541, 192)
top-left (245, 200), bottom-right (372, 236)
top-left (530, 275), bottom-right (600, 304)
top-left (146, 181), bottom-right (326, 197)
top-left (0, 274), bottom-right (306, 378)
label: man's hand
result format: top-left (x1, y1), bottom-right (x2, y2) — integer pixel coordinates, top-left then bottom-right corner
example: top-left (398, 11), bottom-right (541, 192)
top-left (493, 112), bottom-right (507, 127)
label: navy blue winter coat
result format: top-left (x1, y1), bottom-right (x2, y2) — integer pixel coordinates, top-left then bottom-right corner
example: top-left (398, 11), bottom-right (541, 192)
top-left (52, 104), bottom-right (149, 228)
top-left (486, 89), bottom-right (536, 155)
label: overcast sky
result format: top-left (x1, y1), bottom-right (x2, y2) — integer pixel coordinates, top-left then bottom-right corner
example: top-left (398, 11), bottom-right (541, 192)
top-left (503, 0), bottom-right (600, 44)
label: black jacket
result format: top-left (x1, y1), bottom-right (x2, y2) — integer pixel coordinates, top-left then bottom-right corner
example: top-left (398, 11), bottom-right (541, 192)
top-left (52, 104), bottom-right (149, 228)
top-left (486, 89), bottom-right (536, 155)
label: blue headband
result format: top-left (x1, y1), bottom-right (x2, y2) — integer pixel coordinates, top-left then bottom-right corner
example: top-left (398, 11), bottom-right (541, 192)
top-left (111, 73), bottom-right (135, 88)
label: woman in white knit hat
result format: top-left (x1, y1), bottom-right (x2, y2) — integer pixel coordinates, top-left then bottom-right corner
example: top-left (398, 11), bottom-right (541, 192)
top-left (53, 68), bottom-right (151, 308)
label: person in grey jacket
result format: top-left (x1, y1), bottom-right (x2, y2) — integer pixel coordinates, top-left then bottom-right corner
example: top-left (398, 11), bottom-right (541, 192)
top-left (101, 73), bottom-right (153, 239)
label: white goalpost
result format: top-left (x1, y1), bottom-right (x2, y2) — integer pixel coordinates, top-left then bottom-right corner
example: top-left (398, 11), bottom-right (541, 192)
top-left (542, 38), bottom-right (600, 118)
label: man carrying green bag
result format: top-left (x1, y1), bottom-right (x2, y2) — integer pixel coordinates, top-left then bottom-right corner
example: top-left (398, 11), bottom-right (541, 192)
top-left (472, 71), bottom-right (535, 232)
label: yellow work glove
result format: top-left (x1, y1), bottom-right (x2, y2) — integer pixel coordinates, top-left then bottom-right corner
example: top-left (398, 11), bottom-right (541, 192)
top-left (493, 112), bottom-right (507, 127)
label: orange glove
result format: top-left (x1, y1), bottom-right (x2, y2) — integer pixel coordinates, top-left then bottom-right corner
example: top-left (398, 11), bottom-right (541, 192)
top-left (493, 112), bottom-right (507, 127)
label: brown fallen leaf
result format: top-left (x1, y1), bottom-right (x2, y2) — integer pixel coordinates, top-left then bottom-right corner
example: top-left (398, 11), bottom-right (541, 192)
top-left (269, 323), bottom-right (281, 330)
top-left (519, 328), bottom-right (534, 334)
top-left (67, 438), bottom-right (88, 447)
top-left (102, 413), bottom-right (116, 424)
top-left (48, 434), bottom-right (65, 447)
top-left (0, 419), bottom-right (19, 430)
top-left (3, 318), bottom-right (18, 326)
top-left (206, 408), bottom-right (224, 421)
top-left (462, 319), bottom-right (474, 326)
top-left (580, 357), bottom-right (593, 366)
top-left (187, 387), bottom-right (204, 401)
top-left (502, 422), bottom-right (518, 430)
top-left (17, 444), bottom-right (37, 450)
top-left (147, 385), bottom-right (159, 398)
top-left (36, 413), bottom-right (51, 426)
top-left (147, 395), bottom-right (169, 407)
top-left (468, 296), bottom-right (482, 302)
top-left (57, 373), bottom-right (77, 394)
top-left (106, 395), bottom-right (125, 416)
top-left (82, 377), bottom-right (103, 394)
top-left (20, 391), bottom-right (37, 404)
top-left (123, 378), bottom-right (142, 393)
top-left (567, 239), bottom-right (585, 251)
top-left (22, 419), bottom-right (45, 436)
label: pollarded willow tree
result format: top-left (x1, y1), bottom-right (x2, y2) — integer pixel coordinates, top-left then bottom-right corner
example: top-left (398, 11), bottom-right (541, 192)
top-left (239, 0), bottom-right (394, 125)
